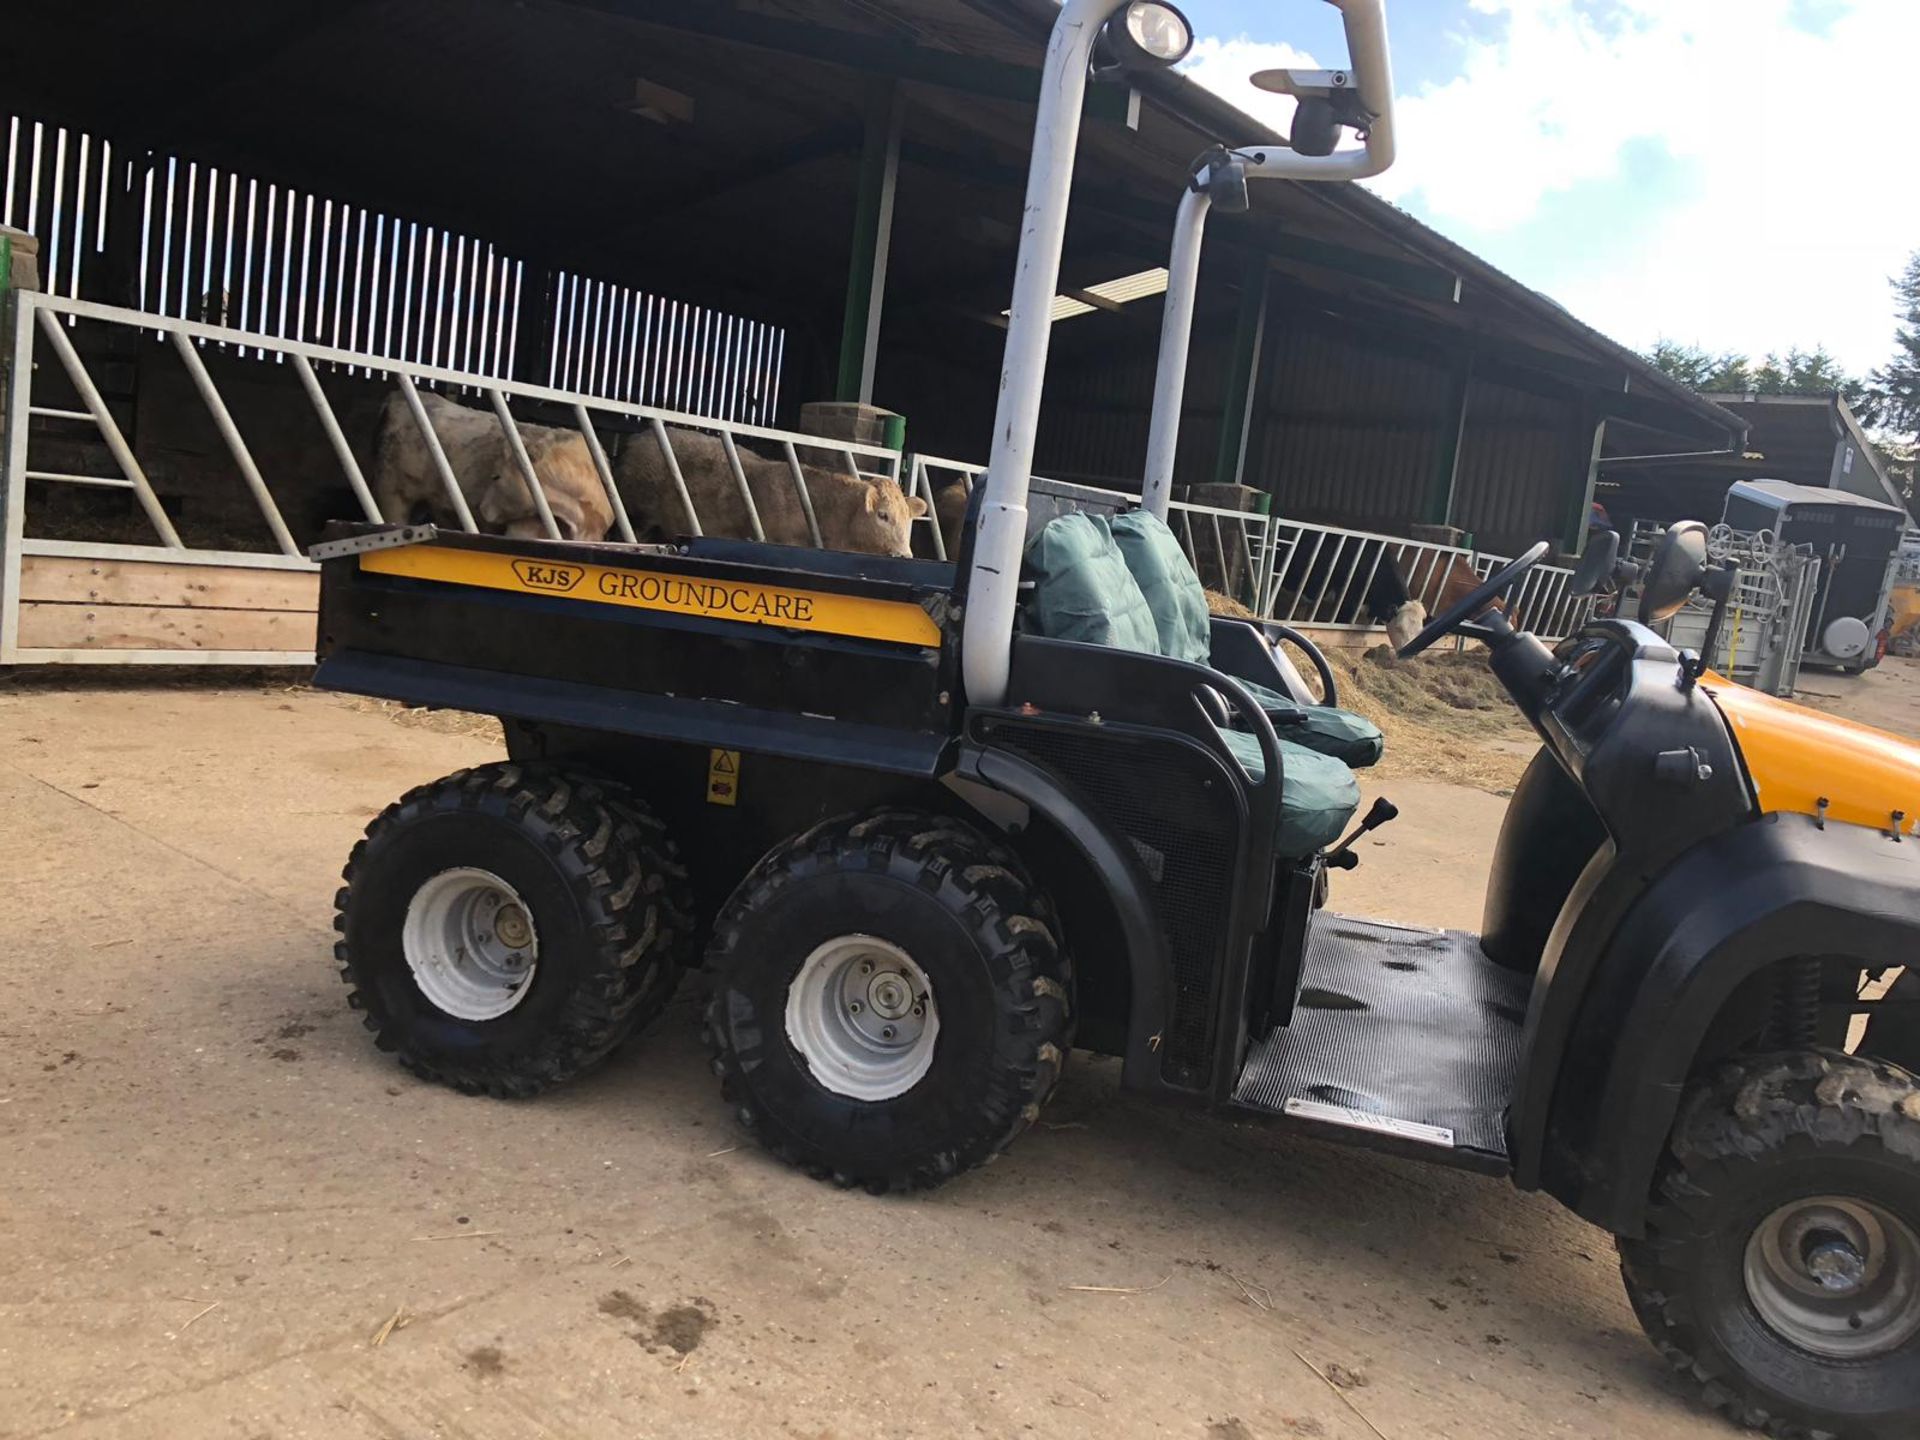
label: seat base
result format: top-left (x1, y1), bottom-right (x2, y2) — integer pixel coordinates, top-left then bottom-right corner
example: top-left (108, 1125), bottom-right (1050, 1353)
top-left (1231, 913), bottom-right (1527, 1173)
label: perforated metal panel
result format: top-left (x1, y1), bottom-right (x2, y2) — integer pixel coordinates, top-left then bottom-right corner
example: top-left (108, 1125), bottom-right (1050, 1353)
top-left (989, 720), bottom-right (1241, 1086)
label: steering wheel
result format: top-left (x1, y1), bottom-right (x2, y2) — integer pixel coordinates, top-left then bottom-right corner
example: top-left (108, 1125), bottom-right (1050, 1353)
top-left (1396, 541), bottom-right (1552, 659)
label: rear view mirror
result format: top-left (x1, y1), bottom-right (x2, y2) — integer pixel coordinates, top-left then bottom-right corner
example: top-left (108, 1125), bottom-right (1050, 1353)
top-left (1638, 521), bottom-right (1710, 624)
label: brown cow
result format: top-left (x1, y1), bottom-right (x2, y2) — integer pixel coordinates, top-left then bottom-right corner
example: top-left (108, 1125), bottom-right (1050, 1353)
top-left (612, 426), bottom-right (927, 558)
top-left (372, 391), bottom-right (614, 542)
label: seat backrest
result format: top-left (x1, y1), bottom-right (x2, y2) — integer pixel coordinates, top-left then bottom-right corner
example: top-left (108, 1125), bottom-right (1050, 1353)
top-left (1023, 511), bottom-right (1161, 655)
top-left (1109, 510), bottom-right (1212, 665)
top-left (1021, 475), bottom-right (1136, 543)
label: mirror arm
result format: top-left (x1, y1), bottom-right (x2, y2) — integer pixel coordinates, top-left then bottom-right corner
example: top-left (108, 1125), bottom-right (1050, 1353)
top-left (1683, 566), bottom-right (1738, 691)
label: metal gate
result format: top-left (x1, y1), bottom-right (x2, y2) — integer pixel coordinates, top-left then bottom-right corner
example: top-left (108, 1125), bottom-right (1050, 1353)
top-left (1630, 522), bottom-right (1821, 696)
top-left (906, 457), bottom-right (1596, 642)
top-left (0, 289), bottom-right (902, 664)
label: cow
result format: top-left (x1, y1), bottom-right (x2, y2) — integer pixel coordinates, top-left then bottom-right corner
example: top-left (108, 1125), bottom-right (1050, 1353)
top-left (1262, 535), bottom-right (1428, 652)
top-left (1312, 545), bottom-right (1529, 651)
top-left (910, 477), bottom-right (972, 561)
top-left (372, 391), bottom-right (614, 542)
top-left (611, 426), bottom-right (927, 558)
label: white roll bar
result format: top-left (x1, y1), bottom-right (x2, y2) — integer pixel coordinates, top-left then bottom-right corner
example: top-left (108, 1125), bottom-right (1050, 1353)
top-left (1141, 0), bottom-right (1397, 519)
top-left (963, 1), bottom-right (1397, 707)
top-left (962, 0), bottom-right (1123, 709)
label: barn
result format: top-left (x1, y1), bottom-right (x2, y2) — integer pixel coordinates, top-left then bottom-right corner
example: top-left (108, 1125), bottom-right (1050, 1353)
top-left (0, 0), bottom-right (1741, 663)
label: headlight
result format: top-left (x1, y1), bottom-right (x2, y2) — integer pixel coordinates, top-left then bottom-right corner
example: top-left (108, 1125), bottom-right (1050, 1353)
top-left (1123, 2), bottom-right (1193, 64)
top-left (1098, 1), bottom-right (1193, 72)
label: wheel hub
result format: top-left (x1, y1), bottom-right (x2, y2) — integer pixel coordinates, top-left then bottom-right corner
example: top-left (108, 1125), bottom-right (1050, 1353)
top-left (784, 934), bottom-right (938, 1101)
top-left (493, 902), bottom-right (533, 951)
top-left (1745, 1196), bottom-right (1920, 1359)
top-left (1803, 1233), bottom-right (1869, 1295)
top-left (401, 868), bottom-right (540, 1022)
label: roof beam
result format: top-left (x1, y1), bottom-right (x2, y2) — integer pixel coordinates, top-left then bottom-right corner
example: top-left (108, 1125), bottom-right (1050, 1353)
top-left (641, 124), bottom-right (861, 226)
top-left (896, 141), bottom-right (1462, 304)
top-left (84, 3), bottom-right (381, 152)
top-left (1260, 231), bottom-right (1460, 307)
top-left (549, 0), bottom-right (1137, 122)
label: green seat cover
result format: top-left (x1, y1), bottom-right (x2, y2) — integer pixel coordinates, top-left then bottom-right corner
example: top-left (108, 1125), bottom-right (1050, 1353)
top-left (1238, 678), bottom-right (1385, 769)
top-left (1102, 509), bottom-right (1383, 769)
top-left (1220, 731), bottom-right (1362, 856)
top-left (1108, 510), bottom-right (1211, 664)
top-left (1024, 510), bottom-right (1364, 856)
top-left (1024, 512), bottom-right (1160, 654)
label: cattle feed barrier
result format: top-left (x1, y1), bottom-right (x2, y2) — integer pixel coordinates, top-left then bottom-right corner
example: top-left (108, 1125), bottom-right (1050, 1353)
top-left (0, 291), bottom-right (907, 664)
top-left (0, 292), bottom-right (1594, 667)
top-left (909, 458), bottom-right (1597, 644)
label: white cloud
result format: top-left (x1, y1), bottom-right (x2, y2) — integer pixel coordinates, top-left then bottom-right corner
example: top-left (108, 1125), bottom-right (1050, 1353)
top-left (1185, 1), bottom-right (1920, 376)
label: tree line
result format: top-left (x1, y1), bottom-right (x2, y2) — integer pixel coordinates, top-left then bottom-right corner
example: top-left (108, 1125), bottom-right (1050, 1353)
top-left (1644, 250), bottom-right (1920, 502)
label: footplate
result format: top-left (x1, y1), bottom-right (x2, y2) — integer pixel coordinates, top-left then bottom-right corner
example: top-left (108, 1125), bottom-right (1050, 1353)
top-left (1233, 914), bottom-right (1530, 1171)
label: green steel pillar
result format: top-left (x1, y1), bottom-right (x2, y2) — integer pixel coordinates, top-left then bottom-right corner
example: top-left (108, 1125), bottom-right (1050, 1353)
top-left (1425, 354), bottom-right (1473, 525)
top-left (835, 82), bottom-right (903, 405)
top-left (1566, 411), bottom-right (1607, 553)
top-left (1211, 253), bottom-right (1270, 489)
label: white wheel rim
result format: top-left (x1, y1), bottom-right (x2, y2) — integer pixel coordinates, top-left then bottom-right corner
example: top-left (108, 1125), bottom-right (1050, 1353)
top-left (402, 867), bottom-right (540, 1021)
top-left (784, 934), bottom-right (938, 1101)
top-left (1744, 1195), bottom-right (1920, 1359)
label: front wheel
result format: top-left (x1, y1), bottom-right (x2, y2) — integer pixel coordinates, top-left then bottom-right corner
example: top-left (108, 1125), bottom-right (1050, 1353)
top-left (704, 810), bottom-right (1072, 1192)
top-left (1619, 1051), bottom-right (1920, 1439)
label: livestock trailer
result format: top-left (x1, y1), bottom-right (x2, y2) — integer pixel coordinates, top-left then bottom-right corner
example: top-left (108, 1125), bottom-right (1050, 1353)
top-left (1722, 479), bottom-right (1908, 671)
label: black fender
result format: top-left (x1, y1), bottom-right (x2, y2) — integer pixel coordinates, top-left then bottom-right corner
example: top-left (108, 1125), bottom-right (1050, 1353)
top-left (1542, 811), bottom-right (1920, 1236)
top-left (956, 744), bottom-right (1184, 1100)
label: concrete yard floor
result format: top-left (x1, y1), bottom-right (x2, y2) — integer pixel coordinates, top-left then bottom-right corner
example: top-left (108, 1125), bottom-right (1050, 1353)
top-left (0, 681), bottom-right (1823, 1440)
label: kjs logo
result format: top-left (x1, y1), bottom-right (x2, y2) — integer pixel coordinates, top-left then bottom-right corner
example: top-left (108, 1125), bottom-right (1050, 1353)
top-left (511, 559), bottom-right (585, 593)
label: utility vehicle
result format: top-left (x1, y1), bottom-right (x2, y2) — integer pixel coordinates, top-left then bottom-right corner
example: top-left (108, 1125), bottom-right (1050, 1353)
top-left (311, 3), bottom-right (1920, 1434)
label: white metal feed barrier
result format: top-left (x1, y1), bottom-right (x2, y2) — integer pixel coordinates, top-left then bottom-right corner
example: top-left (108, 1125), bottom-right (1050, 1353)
top-left (1, 291), bottom-right (1597, 666)
top-left (908, 457), bottom-right (1596, 644)
top-left (908, 455), bottom-right (1278, 605)
top-left (0, 290), bottom-right (904, 664)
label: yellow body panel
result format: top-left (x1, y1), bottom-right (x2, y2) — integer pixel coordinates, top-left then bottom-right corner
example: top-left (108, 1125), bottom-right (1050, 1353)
top-left (1891, 582), bottom-right (1920, 644)
top-left (1703, 676), bottom-right (1920, 837)
top-left (359, 545), bottom-right (942, 648)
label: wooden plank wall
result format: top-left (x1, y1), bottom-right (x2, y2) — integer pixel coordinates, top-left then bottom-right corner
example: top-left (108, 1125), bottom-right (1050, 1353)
top-left (16, 554), bottom-right (318, 655)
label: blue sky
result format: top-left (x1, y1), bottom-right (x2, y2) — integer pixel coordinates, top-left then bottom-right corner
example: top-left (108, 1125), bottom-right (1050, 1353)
top-left (1182, 0), bottom-right (1919, 381)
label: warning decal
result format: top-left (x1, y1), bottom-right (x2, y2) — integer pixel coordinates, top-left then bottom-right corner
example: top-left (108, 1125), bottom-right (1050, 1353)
top-left (707, 748), bottom-right (740, 807)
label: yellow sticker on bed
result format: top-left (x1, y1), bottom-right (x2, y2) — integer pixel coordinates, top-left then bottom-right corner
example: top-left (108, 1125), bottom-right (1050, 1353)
top-left (358, 545), bottom-right (942, 647)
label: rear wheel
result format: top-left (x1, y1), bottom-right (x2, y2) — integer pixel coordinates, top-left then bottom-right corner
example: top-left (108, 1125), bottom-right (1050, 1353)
top-left (1619, 1051), bottom-right (1920, 1439)
top-left (704, 810), bottom-right (1071, 1192)
top-left (335, 763), bottom-right (693, 1096)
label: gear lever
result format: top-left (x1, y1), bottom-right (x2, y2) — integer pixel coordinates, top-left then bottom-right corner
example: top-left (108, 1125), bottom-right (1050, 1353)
top-left (1324, 797), bottom-right (1398, 871)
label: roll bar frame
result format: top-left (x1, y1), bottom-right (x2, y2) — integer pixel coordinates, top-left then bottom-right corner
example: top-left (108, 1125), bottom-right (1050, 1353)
top-left (961, 0), bottom-right (1397, 706)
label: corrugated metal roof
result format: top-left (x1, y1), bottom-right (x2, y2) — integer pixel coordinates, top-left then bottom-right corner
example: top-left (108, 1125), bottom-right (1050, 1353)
top-left (1731, 478), bottom-right (1907, 514)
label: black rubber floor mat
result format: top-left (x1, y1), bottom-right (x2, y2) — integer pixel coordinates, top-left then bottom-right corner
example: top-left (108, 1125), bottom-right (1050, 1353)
top-left (1233, 913), bottom-right (1530, 1164)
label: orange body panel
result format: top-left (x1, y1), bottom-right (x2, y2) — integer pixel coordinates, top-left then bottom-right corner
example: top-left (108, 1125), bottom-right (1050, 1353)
top-left (1703, 676), bottom-right (1920, 837)
top-left (1891, 583), bottom-right (1920, 643)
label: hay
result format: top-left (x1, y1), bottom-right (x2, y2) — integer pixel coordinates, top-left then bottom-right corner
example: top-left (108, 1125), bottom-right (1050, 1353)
top-left (1330, 646), bottom-right (1536, 793)
top-left (1205, 589), bottom-right (1259, 621)
top-left (340, 694), bottom-right (504, 743)
top-left (1204, 595), bottom-right (1537, 792)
